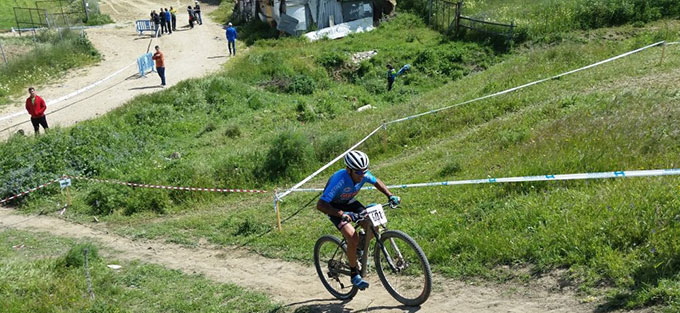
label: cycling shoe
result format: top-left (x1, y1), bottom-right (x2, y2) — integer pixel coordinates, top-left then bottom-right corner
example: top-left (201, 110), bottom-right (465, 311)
top-left (351, 274), bottom-right (369, 290)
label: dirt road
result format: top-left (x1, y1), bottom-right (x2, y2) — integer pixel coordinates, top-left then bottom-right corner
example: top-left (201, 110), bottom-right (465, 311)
top-left (0, 208), bottom-right (607, 313)
top-left (0, 0), bottom-right (230, 138)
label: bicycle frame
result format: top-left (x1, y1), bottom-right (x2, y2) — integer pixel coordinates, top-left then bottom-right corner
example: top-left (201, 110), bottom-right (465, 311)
top-left (339, 204), bottom-right (407, 278)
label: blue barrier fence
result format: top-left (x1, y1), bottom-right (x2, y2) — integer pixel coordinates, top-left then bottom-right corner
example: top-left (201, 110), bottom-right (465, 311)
top-left (135, 20), bottom-right (156, 35)
top-left (137, 52), bottom-right (155, 77)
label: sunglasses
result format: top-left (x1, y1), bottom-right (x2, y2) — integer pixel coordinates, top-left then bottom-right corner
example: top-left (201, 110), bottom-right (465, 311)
top-left (354, 169), bottom-right (366, 175)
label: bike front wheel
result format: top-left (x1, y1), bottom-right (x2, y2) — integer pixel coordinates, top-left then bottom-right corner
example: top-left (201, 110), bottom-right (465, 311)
top-left (314, 235), bottom-right (358, 300)
top-left (374, 230), bottom-right (432, 306)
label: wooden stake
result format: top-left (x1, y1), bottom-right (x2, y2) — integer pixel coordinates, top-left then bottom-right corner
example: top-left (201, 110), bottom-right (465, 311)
top-left (66, 186), bottom-right (72, 207)
top-left (659, 43), bottom-right (666, 66)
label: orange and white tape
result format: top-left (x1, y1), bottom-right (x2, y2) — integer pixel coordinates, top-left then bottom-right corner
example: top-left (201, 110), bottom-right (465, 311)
top-left (0, 175), bottom-right (268, 206)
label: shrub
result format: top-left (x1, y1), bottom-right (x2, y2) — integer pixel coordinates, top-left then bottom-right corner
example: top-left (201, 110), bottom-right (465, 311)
top-left (296, 101), bottom-right (317, 122)
top-left (59, 242), bottom-right (100, 268)
top-left (315, 132), bottom-right (350, 162)
top-left (123, 189), bottom-right (170, 216)
top-left (439, 161), bottom-right (462, 177)
top-left (224, 125), bottom-right (242, 138)
top-left (316, 51), bottom-right (347, 68)
top-left (256, 130), bottom-right (315, 181)
top-left (85, 13), bottom-right (114, 26)
top-left (85, 184), bottom-right (126, 216)
top-left (287, 75), bottom-right (317, 95)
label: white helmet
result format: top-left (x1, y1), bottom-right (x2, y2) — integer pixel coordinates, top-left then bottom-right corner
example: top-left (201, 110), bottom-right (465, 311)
top-left (344, 150), bottom-right (369, 171)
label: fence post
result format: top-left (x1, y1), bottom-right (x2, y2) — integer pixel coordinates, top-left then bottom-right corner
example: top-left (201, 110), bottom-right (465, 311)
top-left (82, 0), bottom-right (89, 23)
top-left (427, 0), bottom-right (433, 26)
top-left (0, 40), bottom-right (7, 66)
top-left (14, 7), bottom-right (22, 36)
top-left (455, 1), bottom-right (462, 33)
top-left (659, 42), bottom-right (666, 66)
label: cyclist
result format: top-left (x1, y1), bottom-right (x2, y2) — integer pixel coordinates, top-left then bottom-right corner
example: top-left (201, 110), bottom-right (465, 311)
top-left (316, 150), bottom-right (400, 290)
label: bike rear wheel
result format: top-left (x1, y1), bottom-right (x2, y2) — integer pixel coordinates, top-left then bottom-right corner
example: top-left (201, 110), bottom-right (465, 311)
top-left (314, 235), bottom-right (358, 300)
top-left (374, 230), bottom-right (432, 306)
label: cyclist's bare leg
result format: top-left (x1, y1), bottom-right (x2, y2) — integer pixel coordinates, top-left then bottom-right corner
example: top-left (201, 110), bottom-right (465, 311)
top-left (340, 223), bottom-right (359, 268)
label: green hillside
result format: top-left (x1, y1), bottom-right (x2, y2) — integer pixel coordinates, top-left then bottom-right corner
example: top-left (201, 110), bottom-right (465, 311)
top-left (1, 7), bottom-right (680, 311)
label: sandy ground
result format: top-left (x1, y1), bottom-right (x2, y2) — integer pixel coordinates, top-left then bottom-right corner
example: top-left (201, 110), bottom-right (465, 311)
top-left (0, 208), bottom-right (612, 313)
top-left (0, 0), bottom-right (231, 138)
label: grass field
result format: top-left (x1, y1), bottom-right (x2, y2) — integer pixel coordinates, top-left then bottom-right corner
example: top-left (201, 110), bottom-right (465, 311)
top-left (0, 29), bottom-right (100, 108)
top-left (0, 229), bottom-right (285, 312)
top-left (0, 0), bottom-right (35, 30)
top-left (1, 5), bottom-right (680, 312)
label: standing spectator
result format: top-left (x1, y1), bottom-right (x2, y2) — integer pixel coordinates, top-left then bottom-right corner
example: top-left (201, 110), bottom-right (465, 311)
top-left (159, 7), bottom-right (167, 34)
top-left (151, 10), bottom-right (161, 37)
top-left (25, 87), bottom-right (48, 135)
top-left (152, 45), bottom-right (166, 87)
top-left (187, 6), bottom-right (195, 29)
top-left (386, 64), bottom-right (396, 91)
top-left (170, 6), bottom-right (177, 31)
top-left (226, 22), bottom-right (237, 56)
top-left (164, 8), bottom-right (172, 34)
top-left (194, 1), bottom-right (202, 25)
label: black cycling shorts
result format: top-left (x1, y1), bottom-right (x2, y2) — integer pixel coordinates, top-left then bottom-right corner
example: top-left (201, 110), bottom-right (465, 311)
top-left (327, 200), bottom-right (365, 230)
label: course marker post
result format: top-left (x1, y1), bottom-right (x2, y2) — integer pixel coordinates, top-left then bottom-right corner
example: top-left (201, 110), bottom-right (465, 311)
top-left (659, 42), bottom-right (666, 65)
top-left (274, 191), bottom-right (282, 231)
top-left (59, 177), bottom-right (72, 207)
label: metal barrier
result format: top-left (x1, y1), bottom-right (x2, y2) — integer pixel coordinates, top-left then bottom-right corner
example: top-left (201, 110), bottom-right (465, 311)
top-left (137, 52), bottom-right (155, 77)
top-left (135, 20), bottom-right (156, 36)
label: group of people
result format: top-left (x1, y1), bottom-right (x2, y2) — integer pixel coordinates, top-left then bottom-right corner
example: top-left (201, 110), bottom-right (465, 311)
top-left (150, 7), bottom-right (176, 36)
top-left (187, 1), bottom-right (202, 28)
top-left (149, 1), bottom-right (202, 35)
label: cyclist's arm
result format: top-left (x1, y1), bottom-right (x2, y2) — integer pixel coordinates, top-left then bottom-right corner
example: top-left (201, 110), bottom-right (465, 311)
top-left (372, 178), bottom-right (394, 200)
top-left (317, 199), bottom-right (344, 217)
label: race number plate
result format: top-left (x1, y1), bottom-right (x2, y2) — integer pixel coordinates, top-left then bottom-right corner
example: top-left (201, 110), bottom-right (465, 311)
top-left (366, 204), bottom-right (388, 226)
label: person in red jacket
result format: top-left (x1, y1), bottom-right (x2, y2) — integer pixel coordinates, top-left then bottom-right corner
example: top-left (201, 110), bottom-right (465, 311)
top-left (25, 87), bottom-right (48, 135)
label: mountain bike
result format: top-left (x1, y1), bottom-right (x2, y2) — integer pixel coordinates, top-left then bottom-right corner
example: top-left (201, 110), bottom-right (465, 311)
top-left (313, 202), bottom-right (432, 306)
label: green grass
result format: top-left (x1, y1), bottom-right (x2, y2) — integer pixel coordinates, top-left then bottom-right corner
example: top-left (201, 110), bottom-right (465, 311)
top-left (0, 0), bottom-right (35, 30)
top-left (2, 10), bottom-right (680, 311)
top-left (400, 0), bottom-right (680, 41)
top-left (0, 229), bottom-right (285, 313)
top-left (209, 0), bottom-right (236, 25)
top-left (0, 29), bottom-right (100, 108)
top-left (0, 0), bottom-right (112, 30)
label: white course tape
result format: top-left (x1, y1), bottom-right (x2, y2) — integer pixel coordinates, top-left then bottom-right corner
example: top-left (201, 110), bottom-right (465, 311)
top-left (277, 124), bottom-right (385, 199)
top-left (0, 61), bottom-right (136, 123)
top-left (278, 41), bottom-right (666, 200)
top-left (386, 41), bottom-right (664, 125)
top-left (289, 168), bottom-right (680, 193)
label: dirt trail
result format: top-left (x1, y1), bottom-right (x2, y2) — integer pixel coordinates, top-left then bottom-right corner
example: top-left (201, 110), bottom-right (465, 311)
top-left (0, 208), bottom-right (607, 313)
top-left (0, 0), bottom-right (229, 138)
top-left (0, 2), bottom-right (649, 312)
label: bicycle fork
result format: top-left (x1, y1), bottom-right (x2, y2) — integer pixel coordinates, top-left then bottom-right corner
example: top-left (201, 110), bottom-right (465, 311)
top-left (371, 228), bottom-right (405, 273)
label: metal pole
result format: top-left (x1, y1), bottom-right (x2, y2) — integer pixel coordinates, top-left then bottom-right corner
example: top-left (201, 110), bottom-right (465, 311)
top-left (0, 40), bottom-right (8, 66)
top-left (427, 0), bottom-right (432, 25)
top-left (82, 0), bottom-right (89, 23)
top-left (455, 1), bottom-right (462, 33)
top-left (62, 0), bottom-right (68, 27)
top-left (14, 7), bottom-right (22, 36)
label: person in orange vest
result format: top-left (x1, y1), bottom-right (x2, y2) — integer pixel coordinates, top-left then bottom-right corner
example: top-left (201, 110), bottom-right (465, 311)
top-left (25, 87), bottom-right (48, 135)
top-left (151, 45), bottom-right (166, 87)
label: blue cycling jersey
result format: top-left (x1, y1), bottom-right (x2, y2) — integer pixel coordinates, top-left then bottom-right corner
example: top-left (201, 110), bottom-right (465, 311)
top-left (320, 169), bottom-right (377, 204)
